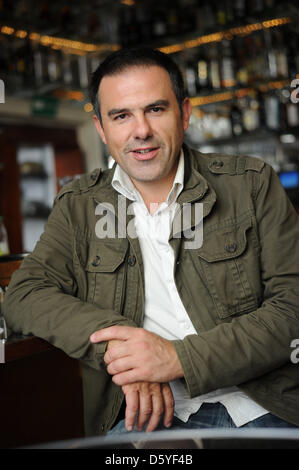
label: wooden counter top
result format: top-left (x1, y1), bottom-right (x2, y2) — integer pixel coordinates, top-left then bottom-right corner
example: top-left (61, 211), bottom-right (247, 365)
top-left (5, 334), bottom-right (55, 362)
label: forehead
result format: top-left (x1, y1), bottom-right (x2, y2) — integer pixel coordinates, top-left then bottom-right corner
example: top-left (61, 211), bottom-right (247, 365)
top-left (98, 65), bottom-right (176, 110)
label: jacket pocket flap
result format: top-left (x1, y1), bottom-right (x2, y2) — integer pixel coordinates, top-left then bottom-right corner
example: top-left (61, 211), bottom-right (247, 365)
top-left (85, 240), bottom-right (128, 272)
top-left (198, 217), bottom-right (252, 262)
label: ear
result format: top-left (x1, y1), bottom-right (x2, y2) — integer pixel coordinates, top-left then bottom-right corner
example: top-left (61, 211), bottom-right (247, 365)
top-left (93, 115), bottom-right (107, 145)
top-left (181, 97), bottom-right (192, 132)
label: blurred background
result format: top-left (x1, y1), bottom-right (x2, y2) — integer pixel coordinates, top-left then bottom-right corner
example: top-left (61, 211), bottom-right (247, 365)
top-left (0, 0), bottom-right (299, 255)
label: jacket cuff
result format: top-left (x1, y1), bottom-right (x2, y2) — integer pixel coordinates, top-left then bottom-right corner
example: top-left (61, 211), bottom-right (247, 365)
top-left (172, 339), bottom-right (201, 398)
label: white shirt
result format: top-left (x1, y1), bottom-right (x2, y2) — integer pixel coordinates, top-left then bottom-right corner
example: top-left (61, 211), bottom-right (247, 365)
top-left (112, 152), bottom-right (269, 427)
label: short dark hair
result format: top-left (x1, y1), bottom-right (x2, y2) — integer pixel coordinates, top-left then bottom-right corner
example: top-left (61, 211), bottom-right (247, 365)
top-left (90, 46), bottom-right (186, 124)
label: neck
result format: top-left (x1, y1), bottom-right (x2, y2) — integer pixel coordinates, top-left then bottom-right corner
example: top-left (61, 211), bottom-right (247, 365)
top-left (130, 167), bottom-right (178, 214)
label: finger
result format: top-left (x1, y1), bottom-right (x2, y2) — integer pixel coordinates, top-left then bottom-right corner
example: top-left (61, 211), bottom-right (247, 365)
top-left (104, 343), bottom-right (132, 365)
top-left (136, 385), bottom-right (153, 431)
top-left (123, 386), bottom-right (139, 432)
top-left (145, 388), bottom-right (164, 433)
top-left (112, 368), bottom-right (144, 386)
top-left (106, 356), bottom-right (136, 376)
top-left (161, 383), bottom-right (175, 428)
top-left (90, 326), bottom-right (135, 343)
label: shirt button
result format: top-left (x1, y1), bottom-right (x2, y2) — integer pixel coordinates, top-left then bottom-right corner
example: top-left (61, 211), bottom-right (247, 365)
top-left (127, 255), bottom-right (136, 266)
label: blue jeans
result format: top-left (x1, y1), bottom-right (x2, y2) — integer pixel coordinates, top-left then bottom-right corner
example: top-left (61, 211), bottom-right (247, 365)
top-left (108, 402), bottom-right (297, 435)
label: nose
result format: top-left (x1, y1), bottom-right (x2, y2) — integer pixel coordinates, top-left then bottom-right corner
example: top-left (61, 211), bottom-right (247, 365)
top-left (133, 114), bottom-right (153, 140)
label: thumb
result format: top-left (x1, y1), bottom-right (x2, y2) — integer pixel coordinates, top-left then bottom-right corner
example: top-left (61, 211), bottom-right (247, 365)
top-left (90, 325), bottom-right (134, 343)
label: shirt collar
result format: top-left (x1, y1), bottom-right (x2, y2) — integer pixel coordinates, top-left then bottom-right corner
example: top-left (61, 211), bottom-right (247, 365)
top-left (111, 149), bottom-right (185, 205)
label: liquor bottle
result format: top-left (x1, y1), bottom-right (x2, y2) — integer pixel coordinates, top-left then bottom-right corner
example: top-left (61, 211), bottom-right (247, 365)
top-left (242, 91), bottom-right (261, 132)
top-left (47, 49), bottom-right (62, 83)
top-left (33, 42), bottom-right (48, 88)
top-left (286, 101), bottom-right (299, 128)
top-left (22, 38), bottom-right (35, 88)
top-left (230, 97), bottom-right (243, 136)
top-left (264, 30), bottom-right (278, 80)
top-left (252, 32), bottom-right (268, 82)
top-left (215, 2), bottom-right (227, 27)
top-left (221, 39), bottom-right (236, 88)
top-left (196, 46), bottom-right (209, 92)
top-left (39, 0), bottom-right (50, 28)
top-left (152, 7), bottom-right (167, 39)
top-left (179, 0), bottom-right (196, 35)
top-left (136, 3), bottom-right (152, 43)
top-left (61, 52), bottom-right (73, 86)
top-left (185, 60), bottom-right (197, 97)
top-left (234, 0), bottom-right (247, 21)
top-left (249, 0), bottom-right (265, 17)
top-left (279, 89), bottom-right (299, 128)
top-left (225, 0), bottom-right (235, 25)
top-left (195, 3), bottom-right (215, 31)
top-left (119, 5), bottom-right (140, 47)
top-left (60, 2), bottom-right (73, 34)
top-left (78, 54), bottom-right (89, 89)
top-left (275, 30), bottom-right (289, 79)
top-left (235, 36), bottom-right (249, 86)
top-left (264, 0), bottom-right (276, 12)
top-left (167, 5), bottom-right (179, 36)
top-left (0, 216), bottom-right (9, 256)
top-left (208, 44), bottom-right (221, 91)
top-left (264, 90), bottom-right (280, 130)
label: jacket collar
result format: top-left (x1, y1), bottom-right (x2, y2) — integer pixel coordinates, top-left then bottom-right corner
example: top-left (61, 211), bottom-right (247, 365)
top-left (93, 144), bottom-right (216, 225)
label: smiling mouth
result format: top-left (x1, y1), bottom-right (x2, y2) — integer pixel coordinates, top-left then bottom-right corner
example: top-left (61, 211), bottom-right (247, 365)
top-left (130, 147), bottom-right (159, 160)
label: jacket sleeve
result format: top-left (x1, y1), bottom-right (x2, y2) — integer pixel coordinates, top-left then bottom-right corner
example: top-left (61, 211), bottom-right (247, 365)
top-left (172, 164), bottom-right (299, 398)
top-left (3, 196), bottom-right (137, 371)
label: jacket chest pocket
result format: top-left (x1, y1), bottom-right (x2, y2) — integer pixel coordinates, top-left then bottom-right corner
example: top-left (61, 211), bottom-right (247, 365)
top-left (85, 240), bottom-right (128, 313)
top-left (197, 217), bottom-right (260, 319)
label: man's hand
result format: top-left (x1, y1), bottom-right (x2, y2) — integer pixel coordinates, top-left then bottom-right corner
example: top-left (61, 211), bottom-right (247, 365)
top-left (122, 381), bottom-right (174, 432)
top-left (90, 326), bottom-right (183, 386)
top-left (105, 339), bottom-right (175, 432)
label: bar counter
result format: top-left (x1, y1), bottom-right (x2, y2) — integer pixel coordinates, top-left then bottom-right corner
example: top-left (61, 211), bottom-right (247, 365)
top-left (0, 333), bottom-right (85, 448)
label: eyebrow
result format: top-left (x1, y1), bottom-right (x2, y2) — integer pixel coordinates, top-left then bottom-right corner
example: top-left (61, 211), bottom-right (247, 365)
top-left (107, 99), bottom-right (170, 118)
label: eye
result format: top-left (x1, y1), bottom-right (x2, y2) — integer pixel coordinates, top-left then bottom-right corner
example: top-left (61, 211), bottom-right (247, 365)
top-left (150, 106), bottom-right (163, 113)
top-left (114, 113), bottom-right (127, 121)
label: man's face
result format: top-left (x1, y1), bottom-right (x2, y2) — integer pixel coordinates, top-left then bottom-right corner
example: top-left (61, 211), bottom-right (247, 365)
top-left (94, 65), bottom-right (192, 188)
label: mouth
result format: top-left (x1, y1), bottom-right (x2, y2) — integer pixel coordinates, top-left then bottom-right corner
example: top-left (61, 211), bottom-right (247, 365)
top-left (130, 147), bottom-right (159, 161)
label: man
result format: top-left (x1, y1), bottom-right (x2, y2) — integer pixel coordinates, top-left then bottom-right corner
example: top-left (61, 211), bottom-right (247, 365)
top-left (3, 47), bottom-right (299, 437)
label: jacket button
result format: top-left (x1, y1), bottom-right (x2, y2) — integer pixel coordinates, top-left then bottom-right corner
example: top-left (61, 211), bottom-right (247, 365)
top-left (127, 255), bottom-right (136, 266)
top-left (92, 255), bottom-right (101, 266)
top-left (225, 242), bottom-right (237, 253)
top-left (212, 160), bottom-right (224, 169)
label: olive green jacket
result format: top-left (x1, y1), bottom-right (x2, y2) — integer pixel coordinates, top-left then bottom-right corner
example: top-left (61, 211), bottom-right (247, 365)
top-left (3, 144), bottom-right (299, 435)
